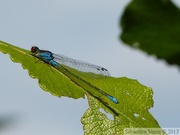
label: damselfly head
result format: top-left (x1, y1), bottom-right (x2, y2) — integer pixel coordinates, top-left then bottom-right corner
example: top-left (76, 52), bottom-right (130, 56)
top-left (31, 46), bottom-right (39, 53)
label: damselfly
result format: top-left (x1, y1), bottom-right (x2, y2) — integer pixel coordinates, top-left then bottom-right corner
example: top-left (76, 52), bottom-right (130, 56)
top-left (31, 46), bottom-right (119, 104)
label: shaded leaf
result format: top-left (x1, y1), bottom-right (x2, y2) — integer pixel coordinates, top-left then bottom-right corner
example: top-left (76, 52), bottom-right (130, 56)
top-left (120, 0), bottom-right (180, 67)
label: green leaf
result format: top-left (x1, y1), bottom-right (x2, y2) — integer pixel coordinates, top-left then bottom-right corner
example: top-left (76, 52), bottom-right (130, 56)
top-left (0, 41), bottom-right (164, 134)
top-left (120, 0), bottom-right (180, 67)
top-left (0, 41), bottom-right (85, 99)
top-left (81, 79), bottom-right (162, 135)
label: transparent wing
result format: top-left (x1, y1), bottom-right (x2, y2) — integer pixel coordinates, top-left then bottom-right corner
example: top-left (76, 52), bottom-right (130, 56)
top-left (53, 54), bottom-right (110, 76)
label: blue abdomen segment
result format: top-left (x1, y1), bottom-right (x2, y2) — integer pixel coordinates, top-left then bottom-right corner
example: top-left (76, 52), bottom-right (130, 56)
top-left (107, 95), bottom-right (119, 104)
top-left (49, 60), bottom-right (59, 66)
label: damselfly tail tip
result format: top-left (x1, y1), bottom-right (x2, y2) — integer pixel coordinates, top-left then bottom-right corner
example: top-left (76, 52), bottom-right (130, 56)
top-left (108, 95), bottom-right (119, 104)
top-left (113, 100), bottom-right (119, 104)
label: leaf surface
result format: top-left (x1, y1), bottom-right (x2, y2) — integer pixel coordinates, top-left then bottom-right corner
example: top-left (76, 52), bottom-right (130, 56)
top-left (0, 41), bottom-right (163, 134)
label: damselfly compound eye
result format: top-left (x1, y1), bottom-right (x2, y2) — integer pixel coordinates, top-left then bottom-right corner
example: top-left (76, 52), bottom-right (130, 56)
top-left (31, 46), bottom-right (39, 53)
